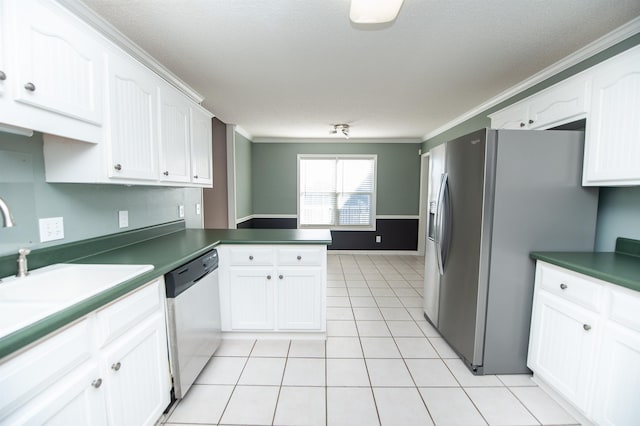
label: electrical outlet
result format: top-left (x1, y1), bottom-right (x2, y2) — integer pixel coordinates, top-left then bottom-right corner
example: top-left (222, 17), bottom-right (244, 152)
top-left (118, 210), bottom-right (129, 228)
top-left (179, 205), bottom-right (185, 218)
top-left (39, 217), bottom-right (64, 242)
top-left (196, 203), bottom-right (201, 215)
top-left (375, 235), bottom-right (382, 243)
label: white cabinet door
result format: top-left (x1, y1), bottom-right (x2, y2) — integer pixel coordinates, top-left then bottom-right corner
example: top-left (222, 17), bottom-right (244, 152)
top-left (228, 267), bottom-right (275, 330)
top-left (277, 267), bottom-right (322, 330)
top-left (528, 290), bottom-right (598, 413)
top-left (528, 75), bottom-right (589, 130)
top-left (102, 312), bottom-right (170, 426)
top-left (158, 84), bottom-right (191, 184)
top-left (583, 45), bottom-right (640, 186)
top-left (11, 0), bottom-right (103, 126)
top-left (0, 1), bottom-right (7, 100)
top-left (489, 103), bottom-right (529, 129)
top-left (3, 362), bottom-right (107, 426)
top-left (593, 321), bottom-right (640, 425)
top-left (190, 105), bottom-right (213, 186)
top-left (107, 53), bottom-right (158, 181)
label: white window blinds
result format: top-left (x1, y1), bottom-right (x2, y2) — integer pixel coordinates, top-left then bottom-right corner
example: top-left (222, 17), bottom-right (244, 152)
top-left (299, 156), bottom-right (376, 229)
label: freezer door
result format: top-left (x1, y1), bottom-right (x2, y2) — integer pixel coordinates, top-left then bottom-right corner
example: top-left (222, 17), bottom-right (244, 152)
top-left (437, 129), bottom-right (495, 368)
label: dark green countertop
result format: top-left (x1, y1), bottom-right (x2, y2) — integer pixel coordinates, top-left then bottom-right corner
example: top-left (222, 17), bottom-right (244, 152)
top-left (531, 238), bottom-right (640, 293)
top-left (0, 226), bottom-right (331, 360)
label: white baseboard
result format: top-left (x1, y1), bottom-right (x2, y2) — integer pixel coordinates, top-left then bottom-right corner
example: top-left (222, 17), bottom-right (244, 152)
top-left (328, 250), bottom-right (421, 256)
top-left (221, 331), bottom-right (326, 340)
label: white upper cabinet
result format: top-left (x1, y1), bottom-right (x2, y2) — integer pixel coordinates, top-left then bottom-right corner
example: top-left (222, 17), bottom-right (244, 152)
top-left (0, 2), bottom-right (6, 100)
top-left (489, 73), bottom-right (590, 131)
top-left (158, 83), bottom-right (191, 184)
top-left (582, 45), bottom-right (640, 186)
top-left (107, 53), bottom-right (158, 181)
top-left (0, 0), bottom-right (104, 142)
top-left (190, 105), bottom-right (214, 186)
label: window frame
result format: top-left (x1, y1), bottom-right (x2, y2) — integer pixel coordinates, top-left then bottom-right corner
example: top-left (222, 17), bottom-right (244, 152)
top-left (297, 154), bottom-right (377, 231)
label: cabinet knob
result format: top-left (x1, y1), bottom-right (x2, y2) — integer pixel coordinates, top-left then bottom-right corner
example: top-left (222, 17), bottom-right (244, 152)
top-left (560, 283), bottom-right (567, 290)
top-left (193, 175), bottom-right (198, 179)
top-left (0, 71), bottom-right (6, 81)
top-left (519, 122), bottom-right (525, 128)
top-left (267, 275), bottom-right (272, 280)
top-left (297, 255), bottom-right (302, 260)
top-left (249, 255), bottom-right (254, 260)
top-left (91, 378), bottom-right (103, 388)
top-left (528, 119), bottom-right (534, 124)
top-left (111, 362), bottom-right (122, 371)
top-left (24, 82), bottom-right (36, 91)
top-left (114, 163), bottom-right (122, 171)
top-left (279, 274), bottom-right (284, 279)
top-left (583, 324), bottom-right (591, 331)
top-left (163, 171), bottom-right (169, 176)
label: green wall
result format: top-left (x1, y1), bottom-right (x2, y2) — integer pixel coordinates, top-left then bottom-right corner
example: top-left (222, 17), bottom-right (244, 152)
top-left (251, 142), bottom-right (421, 216)
top-left (421, 34), bottom-right (640, 252)
top-left (0, 132), bottom-right (202, 256)
top-left (234, 131), bottom-right (253, 220)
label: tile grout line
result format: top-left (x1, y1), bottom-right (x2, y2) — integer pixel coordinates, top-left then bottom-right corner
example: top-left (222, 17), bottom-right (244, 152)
top-left (215, 339), bottom-right (256, 425)
top-left (270, 339), bottom-right (292, 426)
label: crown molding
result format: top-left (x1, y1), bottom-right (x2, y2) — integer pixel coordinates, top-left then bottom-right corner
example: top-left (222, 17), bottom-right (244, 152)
top-left (422, 16), bottom-right (640, 141)
top-left (234, 125), bottom-right (253, 141)
top-left (56, 0), bottom-right (204, 104)
top-left (252, 137), bottom-right (422, 144)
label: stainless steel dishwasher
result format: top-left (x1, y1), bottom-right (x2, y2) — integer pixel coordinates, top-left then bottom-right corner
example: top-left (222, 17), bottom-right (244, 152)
top-left (165, 249), bottom-right (221, 399)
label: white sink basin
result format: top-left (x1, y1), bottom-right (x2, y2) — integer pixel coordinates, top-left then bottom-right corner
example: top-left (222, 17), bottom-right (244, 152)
top-left (0, 263), bottom-right (154, 338)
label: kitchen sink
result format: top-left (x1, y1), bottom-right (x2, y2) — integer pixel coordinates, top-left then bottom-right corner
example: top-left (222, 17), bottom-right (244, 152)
top-left (0, 263), bottom-right (153, 338)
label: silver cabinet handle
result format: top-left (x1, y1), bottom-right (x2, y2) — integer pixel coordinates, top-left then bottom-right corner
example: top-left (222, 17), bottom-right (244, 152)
top-left (583, 324), bottom-right (591, 331)
top-left (24, 82), bottom-right (36, 91)
top-left (111, 362), bottom-right (121, 371)
top-left (0, 71), bottom-right (6, 81)
top-left (279, 275), bottom-right (284, 279)
top-left (528, 119), bottom-right (534, 125)
top-left (193, 175), bottom-right (199, 179)
top-left (91, 378), bottom-right (103, 388)
top-left (249, 255), bottom-right (254, 260)
top-left (114, 164), bottom-right (122, 171)
top-left (297, 255), bottom-right (302, 260)
top-left (519, 122), bottom-right (525, 128)
top-left (163, 171), bottom-right (169, 176)
top-left (560, 283), bottom-right (567, 290)
top-left (267, 275), bottom-right (271, 280)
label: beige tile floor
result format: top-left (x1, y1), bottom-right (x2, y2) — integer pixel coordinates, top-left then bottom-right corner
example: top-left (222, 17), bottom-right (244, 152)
top-left (163, 254), bottom-right (579, 426)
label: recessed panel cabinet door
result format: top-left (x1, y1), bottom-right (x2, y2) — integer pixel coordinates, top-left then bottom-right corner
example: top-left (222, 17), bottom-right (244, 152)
top-left (190, 106), bottom-right (213, 186)
top-left (229, 267), bottom-right (275, 330)
top-left (527, 290), bottom-right (598, 414)
top-left (102, 312), bottom-right (170, 426)
top-left (158, 85), bottom-right (191, 183)
top-left (583, 45), bottom-right (640, 185)
top-left (11, 0), bottom-right (103, 125)
top-left (277, 268), bottom-right (322, 330)
top-left (107, 53), bottom-right (158, 181)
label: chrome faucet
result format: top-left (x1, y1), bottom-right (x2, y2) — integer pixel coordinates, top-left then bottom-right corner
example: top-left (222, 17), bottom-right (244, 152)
top-left (0, 197), bottom-right (15, 227)
top-left (16, 248), bottom-right (31, 278)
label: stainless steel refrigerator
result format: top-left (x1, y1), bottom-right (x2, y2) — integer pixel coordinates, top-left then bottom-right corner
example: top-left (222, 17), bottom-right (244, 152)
top-left (423, 128), bottom-right (599, 375)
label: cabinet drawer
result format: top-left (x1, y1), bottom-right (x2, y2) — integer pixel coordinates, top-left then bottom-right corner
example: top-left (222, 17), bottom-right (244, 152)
top-left (537, 263), bottom-right (602, 312)
top-left (277, 246), bottom-right (323, 266)
top-left (96, 279), bottom-right (163, 347)
top-left (608, 286), bottom-right (640, 332)
top-left (0, 319), bottom-right (92, 418)
top-left (227, 246), bottom-right (274, 266)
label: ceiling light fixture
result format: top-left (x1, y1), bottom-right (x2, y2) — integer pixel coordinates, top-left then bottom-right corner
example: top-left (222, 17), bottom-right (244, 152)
top-left (350, 0), bottom-right (405, 24)
top-left (331, 124), bottom-right (350, 139)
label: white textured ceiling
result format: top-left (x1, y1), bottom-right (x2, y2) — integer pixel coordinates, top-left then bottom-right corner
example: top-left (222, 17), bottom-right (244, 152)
top-left (81, 0), bottom-right (640, 140)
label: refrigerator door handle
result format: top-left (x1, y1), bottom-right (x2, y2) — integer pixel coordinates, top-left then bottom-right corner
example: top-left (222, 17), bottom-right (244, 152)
top-left (435, 172), bottom-right (448, 275)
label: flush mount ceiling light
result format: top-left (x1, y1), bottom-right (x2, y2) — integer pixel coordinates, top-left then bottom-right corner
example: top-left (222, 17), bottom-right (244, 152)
top-left (331, 123), bottom-right (350, 139)
top-left (350, 0), bottom-right (405, 24)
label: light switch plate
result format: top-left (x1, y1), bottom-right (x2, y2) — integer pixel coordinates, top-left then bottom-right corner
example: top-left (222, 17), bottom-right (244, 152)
top-left (118, 210), bottom-right (129, 228)
top-left (375, 235), bottom-right (382, 243)
top-left (196, 203), bottom-right (201, 215)
top-left (39, 217), bottom-right (64, 242)
top-left (178, 205), bottom-right (185, 218)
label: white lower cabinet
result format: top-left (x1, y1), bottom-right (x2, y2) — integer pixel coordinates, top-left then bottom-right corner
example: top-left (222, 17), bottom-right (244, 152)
top-left (0, 278), bottom-right (170, 425)
top-left (219, 245), bottom-right (326, 333)
top-left (528, 262), bottom-right (640, 424)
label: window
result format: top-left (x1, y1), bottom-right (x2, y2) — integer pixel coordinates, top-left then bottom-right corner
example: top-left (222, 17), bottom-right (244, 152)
top-left (298, 155), bottom-right (377, 230)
